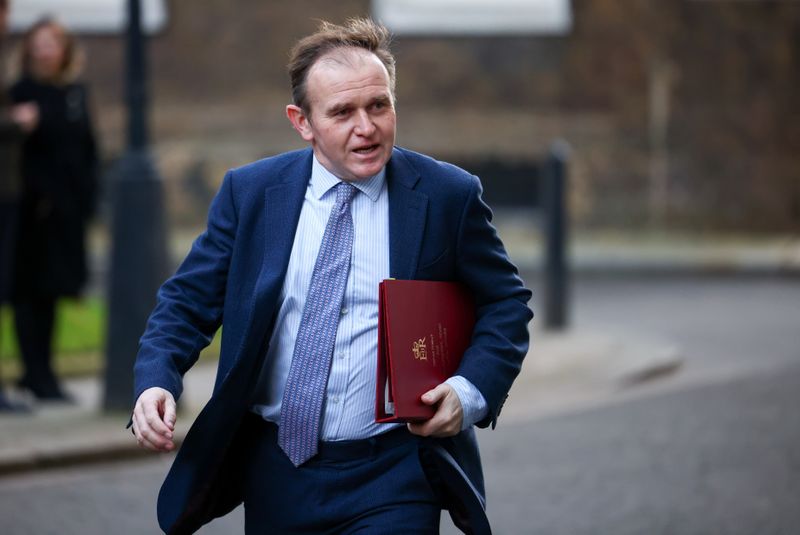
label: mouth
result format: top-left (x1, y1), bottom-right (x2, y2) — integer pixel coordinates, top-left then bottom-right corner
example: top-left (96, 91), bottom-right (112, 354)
top-left (352, 144), bottom-right (380, 156)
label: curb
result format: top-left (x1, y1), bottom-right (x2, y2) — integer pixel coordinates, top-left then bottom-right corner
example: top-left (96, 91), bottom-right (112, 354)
top-left (0, 429), bottom-right (187, 477)
top-left (0, 441), bottom-right (166, 477)
top-left (515, 260), bottom-right (800, 279)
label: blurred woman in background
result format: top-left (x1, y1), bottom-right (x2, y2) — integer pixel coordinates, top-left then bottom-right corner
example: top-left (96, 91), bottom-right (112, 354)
top-left (10, 17), bottom-right (98, 401)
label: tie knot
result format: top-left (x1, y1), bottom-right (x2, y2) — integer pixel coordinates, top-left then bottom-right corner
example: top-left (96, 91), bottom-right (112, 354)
top-left (335, 182), bottom-right (358, 206)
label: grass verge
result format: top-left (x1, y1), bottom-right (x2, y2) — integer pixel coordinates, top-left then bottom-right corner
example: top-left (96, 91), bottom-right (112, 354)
top-left (0, 299), bottom-right (220, 381)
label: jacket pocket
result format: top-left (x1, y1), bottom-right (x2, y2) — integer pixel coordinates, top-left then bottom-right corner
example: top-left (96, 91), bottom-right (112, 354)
top-left (418, 247), bottom-right (450, 271)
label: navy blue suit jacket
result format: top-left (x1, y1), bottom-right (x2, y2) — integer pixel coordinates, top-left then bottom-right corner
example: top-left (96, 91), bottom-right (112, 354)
top-left (134, 147), bottom-right (532, 534)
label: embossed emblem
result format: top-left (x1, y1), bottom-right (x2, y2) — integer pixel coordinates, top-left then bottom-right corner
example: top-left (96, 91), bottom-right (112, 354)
top-left (412, 337), bottom-right (428, 361)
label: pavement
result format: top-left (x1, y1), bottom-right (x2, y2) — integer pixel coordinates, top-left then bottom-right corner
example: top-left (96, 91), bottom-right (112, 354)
top-left (1, 224), bottom-right (797, 477)
top-left (0, 367), bottom-right (209, 475)
top-left (491, 217), bottom-right (800, 278)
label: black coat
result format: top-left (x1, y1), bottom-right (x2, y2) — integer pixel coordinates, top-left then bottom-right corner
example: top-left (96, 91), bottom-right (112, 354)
top-left (0, 95), bottom-right (23, 304)
top-left (0, 36), bottom-right (24, 303)
top-left (10, 77), bottom-right (98, 298)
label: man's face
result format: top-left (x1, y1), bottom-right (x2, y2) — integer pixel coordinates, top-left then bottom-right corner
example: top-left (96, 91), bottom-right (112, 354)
top-left (287, 48), bottom-right (396, 181)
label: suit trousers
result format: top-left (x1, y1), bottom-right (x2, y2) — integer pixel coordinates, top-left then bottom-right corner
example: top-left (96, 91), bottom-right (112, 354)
top-left (242, 416), bottom-right (441, 534)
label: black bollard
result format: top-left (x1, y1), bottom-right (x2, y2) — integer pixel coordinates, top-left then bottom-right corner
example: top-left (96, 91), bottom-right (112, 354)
top-left (541, 140), bottom-right (570, 330)
top-left (103, 0), bottom-right (169, 412)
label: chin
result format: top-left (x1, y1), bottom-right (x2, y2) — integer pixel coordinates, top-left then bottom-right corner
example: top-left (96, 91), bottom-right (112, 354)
top-left (349, 162), bottom-right (386, 181)
top-left (346, 172), bottom-right (377, 182)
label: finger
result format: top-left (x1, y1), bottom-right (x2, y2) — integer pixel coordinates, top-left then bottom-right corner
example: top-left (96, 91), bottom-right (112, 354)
top-left (143, 396), bottom-right (172, 437)
top-left (133, 399), bottom-right (176, 452)
top-left (437, 395), bottom-right (463, 436)
top-left (141, 432), bottom-right (174, 452)
top-left (414, 401), bottom-right (462, 437)
top-left (411, 417), bottom-right (453, 437)
top-left (420, 384), bottom-right (449, 406)
top-left (139, 422), bottom-right (175, 451)
top-left (132, 406), bottom-right (149, 440)
top-left (407, 407), bottom-right (447, 436)
top-left (163, 395), bottom-right (177, 432)
top-left (133, 408), bottom-right (162, 448)
top-left (138, 432), bottom-right (161, 452)
top-left (147, 436), bottom-right (175, 452)
top-left (133, 409), bottom-right (160, 449)
top-left (407, 420), bottom-right (432, 437)
top-left (415, 419), bottom-right (454, 438)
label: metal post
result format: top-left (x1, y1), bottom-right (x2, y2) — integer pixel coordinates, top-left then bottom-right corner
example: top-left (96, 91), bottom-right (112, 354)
top-left (126, 0), bottom-right (147, 150)
top-left (103, 0), bottom-right (169, 412)
top-left (542, 140), bottom-right (570, 330)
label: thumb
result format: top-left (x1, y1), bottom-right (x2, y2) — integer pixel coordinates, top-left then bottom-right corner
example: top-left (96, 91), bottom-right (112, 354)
top-left (421, 384), bottom-right (448, 405)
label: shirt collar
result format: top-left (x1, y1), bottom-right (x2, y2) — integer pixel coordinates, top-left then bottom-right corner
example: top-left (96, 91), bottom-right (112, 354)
top-left (310, 153), bottom-right (385, 202)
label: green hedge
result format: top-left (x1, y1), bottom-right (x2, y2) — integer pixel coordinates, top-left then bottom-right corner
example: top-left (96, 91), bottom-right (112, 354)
top-left (0, 299), bottom-right (105, 358)
top-left (0, 299), bottom-right (106, 379)
top-left (0, 299), bottom-right (220, 380)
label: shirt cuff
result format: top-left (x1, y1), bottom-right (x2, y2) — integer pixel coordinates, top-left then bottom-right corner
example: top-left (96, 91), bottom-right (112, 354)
top-left (446, 375), bottom-right (489, 431)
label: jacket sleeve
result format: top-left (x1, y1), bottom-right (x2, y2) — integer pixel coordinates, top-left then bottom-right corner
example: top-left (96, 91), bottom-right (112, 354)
top-left (1, 83), bottom-right (24, 142)
top-left (133, 171), bottom-right (238, 403)
top-left (454, 175), bottom-right (533, 429)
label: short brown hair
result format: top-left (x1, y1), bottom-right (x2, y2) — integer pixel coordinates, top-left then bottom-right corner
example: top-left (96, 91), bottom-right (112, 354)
top-left (288, 18), bottom-right (395, 113)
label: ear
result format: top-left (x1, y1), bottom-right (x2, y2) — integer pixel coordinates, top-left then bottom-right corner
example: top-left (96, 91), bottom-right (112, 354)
top-left (286, 104), bottom-right (314, 142)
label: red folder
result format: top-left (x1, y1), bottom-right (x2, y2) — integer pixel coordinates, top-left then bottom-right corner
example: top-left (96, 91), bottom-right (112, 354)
top-left (375, 279), bottom-right (476, 423)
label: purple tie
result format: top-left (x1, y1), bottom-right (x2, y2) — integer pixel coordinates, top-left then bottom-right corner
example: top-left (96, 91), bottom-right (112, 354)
top-left (278, 182), bottom-right (358, 466)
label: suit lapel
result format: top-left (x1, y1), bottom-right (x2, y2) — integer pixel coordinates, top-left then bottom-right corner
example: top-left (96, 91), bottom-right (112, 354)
top-left (260, 167), bottom-right (310, 286)
top-left (387, 149), bottom-right (428, 280)
top-left (229, 149), bottom-right (312, 399)
top-left (241, 150), bottom-right (311, 356)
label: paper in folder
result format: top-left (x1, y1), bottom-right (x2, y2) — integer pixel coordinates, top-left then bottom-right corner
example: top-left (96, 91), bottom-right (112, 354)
top-left (375, 279), bottom-right (476, 423)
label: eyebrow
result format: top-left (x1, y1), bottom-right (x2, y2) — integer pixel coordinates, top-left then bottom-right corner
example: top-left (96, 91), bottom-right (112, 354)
top-left (326, 94), bottom-right (392, 116)
top-left (326, 103), bottom-right (351, 116)
top-left (371, 95), bottom-right (392, 106)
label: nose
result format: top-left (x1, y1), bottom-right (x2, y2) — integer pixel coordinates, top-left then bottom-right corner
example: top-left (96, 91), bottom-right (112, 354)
top-left (353, 109), bottom-right (376, 137)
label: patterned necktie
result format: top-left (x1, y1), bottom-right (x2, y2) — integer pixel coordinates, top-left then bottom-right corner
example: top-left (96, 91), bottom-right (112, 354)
top-left (279, 182), bottom-right (358, 466)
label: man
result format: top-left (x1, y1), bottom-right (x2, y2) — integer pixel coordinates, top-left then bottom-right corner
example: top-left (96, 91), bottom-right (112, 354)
top-left (132, 18), bottom-right (532, 534)
top-left (0, 0), bottom-right (37, 413)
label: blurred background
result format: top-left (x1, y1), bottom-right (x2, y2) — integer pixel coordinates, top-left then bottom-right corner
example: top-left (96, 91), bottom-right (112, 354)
top-left (11, 0), bottom-right (800, 233)
top-left (0, 1), bottom-right (798, 534)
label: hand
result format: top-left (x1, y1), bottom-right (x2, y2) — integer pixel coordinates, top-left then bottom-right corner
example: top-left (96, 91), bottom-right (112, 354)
top-left (131, 387), bottom-right (177, 452)
top-left (10, 103), bottom-right (39, 133)
top-left (407, 383), bottom-right (463, 438)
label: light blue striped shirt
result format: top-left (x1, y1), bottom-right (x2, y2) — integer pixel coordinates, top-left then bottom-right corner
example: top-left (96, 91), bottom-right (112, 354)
top-left (252, 155), bottom-right (487, 440)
